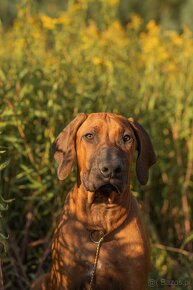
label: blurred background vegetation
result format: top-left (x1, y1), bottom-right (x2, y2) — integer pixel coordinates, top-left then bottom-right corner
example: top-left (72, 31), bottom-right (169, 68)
top-left (0, 0), bottom-right (193, 289)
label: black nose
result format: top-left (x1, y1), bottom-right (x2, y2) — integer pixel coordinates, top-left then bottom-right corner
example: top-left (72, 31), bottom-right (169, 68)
top-left (100, 164), bottom-right (122, 178)
top-left (99, 148), bottom-right (123, 178)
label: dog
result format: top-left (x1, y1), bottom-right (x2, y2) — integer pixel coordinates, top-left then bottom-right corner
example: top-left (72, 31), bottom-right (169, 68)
top-left (33, 112), bottom-right (156, 290)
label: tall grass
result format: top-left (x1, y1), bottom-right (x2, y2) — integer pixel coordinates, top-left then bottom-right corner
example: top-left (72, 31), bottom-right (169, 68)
top-left (0, 1), bottom-right (192, 289)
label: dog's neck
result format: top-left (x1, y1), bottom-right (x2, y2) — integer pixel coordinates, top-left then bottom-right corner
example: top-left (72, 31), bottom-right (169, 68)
top-left (70, 183), bottom-right (131, 234)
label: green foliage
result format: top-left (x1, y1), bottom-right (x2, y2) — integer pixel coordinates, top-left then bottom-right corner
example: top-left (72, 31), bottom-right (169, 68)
top-left (0, 1), bottom-right (192, 289)
top-left (1, 0), bottom-right (193, 30)
top-left (0, 145), bottom-right (12, 289)
top-left (0, 148), bottom-right (11, 255)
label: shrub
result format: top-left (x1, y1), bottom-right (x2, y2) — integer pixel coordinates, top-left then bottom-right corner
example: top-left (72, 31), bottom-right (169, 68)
top-left (0, 1), bottom-right (192, 289)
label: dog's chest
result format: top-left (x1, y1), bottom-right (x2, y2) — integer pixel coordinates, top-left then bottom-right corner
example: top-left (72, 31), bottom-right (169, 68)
top-left (61, 222), bottom-right (128, 273)
top-left (51, 205), bottom-right (149, 290)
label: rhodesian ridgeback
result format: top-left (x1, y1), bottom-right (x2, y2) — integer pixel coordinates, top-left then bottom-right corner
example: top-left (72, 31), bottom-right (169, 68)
top-left (33, 112), bottom-right (156, 290)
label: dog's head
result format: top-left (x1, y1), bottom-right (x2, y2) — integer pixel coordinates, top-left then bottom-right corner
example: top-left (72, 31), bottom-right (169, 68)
top-left (52, 113), bottom-right (156, 197)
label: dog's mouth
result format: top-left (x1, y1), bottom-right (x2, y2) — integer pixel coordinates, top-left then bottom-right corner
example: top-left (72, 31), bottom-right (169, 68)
top-left (93, 183), bottom-right (122, 204)
top-left (95, 183), bottom-right (121, 195)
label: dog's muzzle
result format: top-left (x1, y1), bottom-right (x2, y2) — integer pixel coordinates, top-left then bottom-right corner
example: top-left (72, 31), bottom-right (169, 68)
top-left (82, 147), bottom-right (128, 195)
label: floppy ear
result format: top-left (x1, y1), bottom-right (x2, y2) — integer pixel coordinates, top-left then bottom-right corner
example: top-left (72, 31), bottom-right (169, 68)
top-left (52, 113), bottom-right (87, 180)
top-left (128, 118), bottom-right (157, 185)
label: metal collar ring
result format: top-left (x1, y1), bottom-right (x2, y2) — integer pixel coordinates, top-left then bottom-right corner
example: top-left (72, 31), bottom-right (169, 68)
top-left (89, 230), bottom-right (105, 244)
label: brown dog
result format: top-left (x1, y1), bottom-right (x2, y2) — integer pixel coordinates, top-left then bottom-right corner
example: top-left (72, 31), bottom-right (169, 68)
top-left (35, 113), bottom-right (156, 290)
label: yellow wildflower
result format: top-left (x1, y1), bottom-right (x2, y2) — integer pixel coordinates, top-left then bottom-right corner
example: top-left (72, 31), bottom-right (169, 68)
top-left (93, 57), bottom-right (102, 65)
top-left (147, 20), bottom-right (160, 33)
top-left (112, 20), bottom-right (122, 31)
top-left (41, 15), bottom-right (56, 30)
top-left (55, 13), bottom-right (70, 26)
top-left (171, 33), bottom-right (183, 46)
top-left (127, 14), bottom-right (142, 30)
top-left (106, 0), bottom-right (119, 6)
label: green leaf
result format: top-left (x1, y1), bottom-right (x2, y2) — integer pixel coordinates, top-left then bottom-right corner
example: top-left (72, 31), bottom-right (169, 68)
top-left (0, 204), bottom-right (8, 211)
top-left (181, 232), bottom-right (193, 249)
top-left (0, 160), bottom-right (9, 171)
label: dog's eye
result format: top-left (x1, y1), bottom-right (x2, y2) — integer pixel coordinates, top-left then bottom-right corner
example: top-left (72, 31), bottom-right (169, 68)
top-left (123, 134), bottom-right (131, 143)
top-left (85, 133), bottom-right (94, 140)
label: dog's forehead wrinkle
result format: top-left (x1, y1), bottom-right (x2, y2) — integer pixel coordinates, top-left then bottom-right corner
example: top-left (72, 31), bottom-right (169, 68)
top-left (83, 125), bottom-right (100, 133)
top-left (80, 115), bottom-right (128, 134)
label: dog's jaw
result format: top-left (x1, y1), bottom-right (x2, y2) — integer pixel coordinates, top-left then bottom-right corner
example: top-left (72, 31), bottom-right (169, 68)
top-left (81, 174), bottom-right (129, 204)
top-left (74, 183), bottom-right (131, 233)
